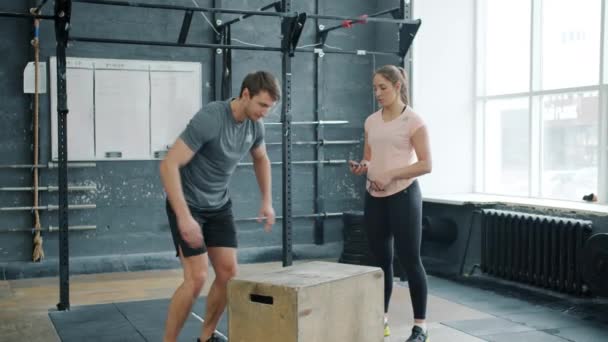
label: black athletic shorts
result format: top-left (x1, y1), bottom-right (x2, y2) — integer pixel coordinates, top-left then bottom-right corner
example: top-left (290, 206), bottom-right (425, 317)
top-left (166, 199), bottom-right (237, 257)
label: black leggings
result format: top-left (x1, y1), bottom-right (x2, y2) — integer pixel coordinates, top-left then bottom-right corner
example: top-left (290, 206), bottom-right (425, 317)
top-left (364, 180), bottom-right (428, 320)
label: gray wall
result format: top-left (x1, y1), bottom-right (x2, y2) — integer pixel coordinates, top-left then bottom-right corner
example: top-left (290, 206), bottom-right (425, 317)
top-left (0, 0), bottom-right (407, 278)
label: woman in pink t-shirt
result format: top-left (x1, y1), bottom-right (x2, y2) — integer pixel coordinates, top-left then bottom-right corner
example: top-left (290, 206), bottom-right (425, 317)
top-left (349, 65), bottom-right (432, 342)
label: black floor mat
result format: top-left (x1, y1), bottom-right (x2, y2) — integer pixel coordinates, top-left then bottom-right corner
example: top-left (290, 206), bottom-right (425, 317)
top-left (49, 297), bottom-right (227, 342)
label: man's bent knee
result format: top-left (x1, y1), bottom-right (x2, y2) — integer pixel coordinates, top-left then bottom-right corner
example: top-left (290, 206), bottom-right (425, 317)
top-left (215, 264), bottom-right (237, 284)
top-left (184, 270), bottom-right (208, 297)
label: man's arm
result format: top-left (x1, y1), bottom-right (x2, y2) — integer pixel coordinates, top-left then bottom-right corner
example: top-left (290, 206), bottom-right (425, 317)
top-left (160, 138), bottom-right (195, 216)
top-left (250, 143), bottom-right (275, 231)
top-left (159, 138), bottom-right (202, 247)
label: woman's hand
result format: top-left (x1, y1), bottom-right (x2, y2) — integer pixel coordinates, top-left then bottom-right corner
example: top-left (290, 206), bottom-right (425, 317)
top-left (369, 170), bottom-right (395, 191)
top-left (349, 160), bottom-right (368, 176)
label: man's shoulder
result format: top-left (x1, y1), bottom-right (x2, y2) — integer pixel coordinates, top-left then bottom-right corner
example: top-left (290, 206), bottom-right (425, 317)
top-left (200, 100), bottom-right (228, 115)
top-left (192, 101), bottom-right (230, 127)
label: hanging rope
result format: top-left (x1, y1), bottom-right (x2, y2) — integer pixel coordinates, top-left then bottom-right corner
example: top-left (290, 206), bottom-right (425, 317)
top-left (31, 10), bottom-right (44, 262)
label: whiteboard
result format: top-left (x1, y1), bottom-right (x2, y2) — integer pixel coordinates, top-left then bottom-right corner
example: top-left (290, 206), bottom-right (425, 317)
top-left (50, 59), bottom-right (95, 160)
top-left (95, 68), bottom-right (150, 159)
top-left (150, 67), bottom-right (202, 155)
top-left (49, 57), bottom-right (202, 161)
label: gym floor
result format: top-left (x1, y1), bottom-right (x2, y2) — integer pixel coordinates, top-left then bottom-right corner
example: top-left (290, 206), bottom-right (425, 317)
top-left (1, 260), bottom-right (606, 342)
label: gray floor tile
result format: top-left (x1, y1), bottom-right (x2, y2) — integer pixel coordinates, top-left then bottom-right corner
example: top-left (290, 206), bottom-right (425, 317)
top-left (442, 317), bottom-right (535, 336)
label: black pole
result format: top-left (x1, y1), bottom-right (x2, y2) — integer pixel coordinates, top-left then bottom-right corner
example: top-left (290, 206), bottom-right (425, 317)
top-left (400, 0), bottom-right (407, 65)
top-left (399, 0), bottom-right (418, 102)
top-left (313, 0), bottom-right (324, 245)
top-left (34, 0), bottom-right (52, 13)
top-left (281, 0), bottom-right (293, 267)
top-left (223, 25), bottom-right (232, 99)
top-left (177, 10), bottom-right (194, 44)
top-left (54, 0), bottom-right (71, 312)
top-left (212, 0), bottom-right (222, 101)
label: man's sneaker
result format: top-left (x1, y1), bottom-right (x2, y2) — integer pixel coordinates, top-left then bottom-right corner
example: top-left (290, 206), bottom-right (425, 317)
top-left (384, 320), bottom-right (391, 337)
top-left (197, 332), bottom-right (228, 342)
top-left (405, 325), bottom-right (429, 342)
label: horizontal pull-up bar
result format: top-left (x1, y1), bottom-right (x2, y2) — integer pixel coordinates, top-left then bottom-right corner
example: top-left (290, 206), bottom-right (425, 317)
top-left (0, 185), bottom-right (96, 192)
top-left (235, 212), bottom-right (343, 222)
top-left (300, 48), bottom-right (400, 57)
top-left (0, 3), bottom-right (416, 28)
top-left (71, 0), bottom-right (415, 25)
top-left (0, 11), bottom-right (55, 20)
top-left (0, 204), bottom-right (96, 211)
top-left (318, 7), bottom-right (399, 35)
top-left (0, 225), bottom-right (96, 234)
top-left (266, 139), bottom-right (360, 146)
top-left (371, 7), bottom-right (402, 18)
top-left (237, 159), bottom-right (347, 167)
top-left (265, 120), bottom-right (349, 126)
top-left (309, 13), bottom-right (417, 25)
top-left (70, 36), bottom-right (283, 52)
top-left (73, 0), bottom-right (292, 18)
top-left (69, 36), bottom-right (401, 57)
top-left (0, 162), bottom-right (96, 169)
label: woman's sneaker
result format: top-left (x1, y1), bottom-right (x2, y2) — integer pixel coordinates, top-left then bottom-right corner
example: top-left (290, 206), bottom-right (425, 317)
top-left (405, 325), bottom-right (429, 342)
top-left (384, 318), bottom-right (391, 337)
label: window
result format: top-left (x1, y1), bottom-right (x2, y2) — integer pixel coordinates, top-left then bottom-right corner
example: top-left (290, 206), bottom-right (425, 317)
top-left (483, 98), bottom-right (530, 196)
top-left (477, 0), bottom-right (531, 96)
top-left (476, 0), bottom-right (605, 202)
top-left (540, 91), bottom-right (599, 200)
top-left (539, 0), bottom-right (601, 90)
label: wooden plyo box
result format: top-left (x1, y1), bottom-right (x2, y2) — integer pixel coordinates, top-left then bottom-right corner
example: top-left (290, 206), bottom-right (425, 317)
top-left (228, 261), bottom-right (384, 342)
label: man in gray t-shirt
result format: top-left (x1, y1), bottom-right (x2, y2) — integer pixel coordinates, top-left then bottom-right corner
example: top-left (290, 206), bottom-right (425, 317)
top-left (160, 71), bottom-right (280, 342)
top-left (179, 99), bottom-right (265, 210)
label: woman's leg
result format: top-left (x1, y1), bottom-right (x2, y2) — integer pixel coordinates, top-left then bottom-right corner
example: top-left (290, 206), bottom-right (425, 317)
top-left (388, 181), bottom-right (428, 321)
top-left (364, 193), bottom-right (394, 313)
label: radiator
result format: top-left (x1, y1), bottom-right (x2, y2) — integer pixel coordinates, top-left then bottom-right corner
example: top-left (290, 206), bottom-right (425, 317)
top-left (480, 209), bottom-right (593, 295)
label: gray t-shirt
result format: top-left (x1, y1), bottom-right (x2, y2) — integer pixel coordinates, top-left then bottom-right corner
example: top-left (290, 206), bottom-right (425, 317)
top-left (179, 99), bottom-right (264, 210)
